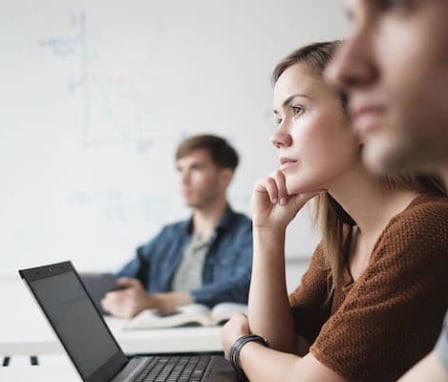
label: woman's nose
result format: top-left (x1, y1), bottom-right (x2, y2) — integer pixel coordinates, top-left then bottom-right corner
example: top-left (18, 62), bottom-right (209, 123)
top-left (271, 127), bottom-right (292, 148)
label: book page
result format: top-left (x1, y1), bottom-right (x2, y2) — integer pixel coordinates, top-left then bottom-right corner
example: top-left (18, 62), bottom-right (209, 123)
top-left (210, 303), bottom-right (248, 325)
top-left (124, 304), bottom-right (213, 330)
top-left (177, 303), bottom-right (211, 316)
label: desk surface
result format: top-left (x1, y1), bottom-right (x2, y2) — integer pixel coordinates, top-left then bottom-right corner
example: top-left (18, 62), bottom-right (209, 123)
top-left (0, 355), bottom-right (81, 382)
top-left (0, 278), bottom-right (223, 356)
top-left (0, 365), bottom-right (80, 382)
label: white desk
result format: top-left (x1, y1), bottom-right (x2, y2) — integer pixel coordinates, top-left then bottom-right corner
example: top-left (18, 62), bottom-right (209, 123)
top-left (0, 365), bottom-right (81, 382)
top-left (0, 355), bottom-right (81, 381)
top-left (0, 278), bottom-right (223, 357)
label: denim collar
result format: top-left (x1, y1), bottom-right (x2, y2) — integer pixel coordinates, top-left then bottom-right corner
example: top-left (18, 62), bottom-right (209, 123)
top-left (182, 203), bottom-right (236, 236)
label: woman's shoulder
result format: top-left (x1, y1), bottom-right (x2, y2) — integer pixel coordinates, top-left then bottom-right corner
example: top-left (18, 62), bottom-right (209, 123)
top-left (392, 193), bottom-right (448, 226)
top-left (382, 194), bottom-right (448, 248)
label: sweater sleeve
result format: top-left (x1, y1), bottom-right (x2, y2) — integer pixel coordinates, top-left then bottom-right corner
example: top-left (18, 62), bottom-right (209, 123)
top-left (310, 200), bottom-right (448, 382)
top-left (288, 244), bottom-right (332, 344)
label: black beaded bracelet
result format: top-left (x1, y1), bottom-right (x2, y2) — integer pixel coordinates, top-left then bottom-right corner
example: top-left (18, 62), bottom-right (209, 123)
top-left (229, 334), bottom-right (269, 381)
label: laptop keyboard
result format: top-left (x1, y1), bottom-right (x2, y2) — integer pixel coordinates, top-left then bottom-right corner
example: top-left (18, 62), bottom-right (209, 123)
top-left (135, 355), bottom-right (211, 382)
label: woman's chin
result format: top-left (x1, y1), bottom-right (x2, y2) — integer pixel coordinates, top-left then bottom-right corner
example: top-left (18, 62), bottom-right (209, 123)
top-left (286, 180), bottom-right (326, 196)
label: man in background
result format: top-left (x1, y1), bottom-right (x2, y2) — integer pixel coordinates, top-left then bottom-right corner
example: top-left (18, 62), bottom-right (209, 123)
top-left (102, 134), bottom-right (253, 318)
top-left (326, 0), bottom-right (448, 380)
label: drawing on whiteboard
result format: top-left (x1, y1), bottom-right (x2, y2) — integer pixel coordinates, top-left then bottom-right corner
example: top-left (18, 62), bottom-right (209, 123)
top-left (38, 11), bottom-right (179, 152)
top-left (68, 190), bottom-right (185, 226)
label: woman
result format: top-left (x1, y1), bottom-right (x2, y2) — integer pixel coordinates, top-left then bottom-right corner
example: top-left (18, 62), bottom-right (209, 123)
top-left (221, 41), bottom-right (448, 381)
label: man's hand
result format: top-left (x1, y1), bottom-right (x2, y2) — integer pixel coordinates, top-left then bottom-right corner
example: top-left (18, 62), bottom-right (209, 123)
top-left (101, 278), bottom-right (194, 318)
top-left (151, 291), bottom-right (193, 315)
top-left (101, 278), bottom-right (153, 318)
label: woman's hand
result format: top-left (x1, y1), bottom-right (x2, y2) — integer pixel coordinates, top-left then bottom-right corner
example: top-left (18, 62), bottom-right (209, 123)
top-left (252, 170), bottom-right (318, 231)
top-left (221, 313), bottom-right (250, 359)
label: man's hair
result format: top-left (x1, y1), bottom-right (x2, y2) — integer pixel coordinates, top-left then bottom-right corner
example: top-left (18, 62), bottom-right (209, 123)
top-left (175, 134), bottom-right (239, 170)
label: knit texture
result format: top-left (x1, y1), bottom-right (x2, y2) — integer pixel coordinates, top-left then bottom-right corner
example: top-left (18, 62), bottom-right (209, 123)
top-left (289, 194), bottom-right (448, 382)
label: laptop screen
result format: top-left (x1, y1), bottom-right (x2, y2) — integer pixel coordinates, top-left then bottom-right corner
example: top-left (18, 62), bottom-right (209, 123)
top-left (20, 262), bottom-right (128, 382)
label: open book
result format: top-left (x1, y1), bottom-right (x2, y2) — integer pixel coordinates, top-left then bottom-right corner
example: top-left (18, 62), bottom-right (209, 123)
top-left (124, 302), bottom-right (248, 330)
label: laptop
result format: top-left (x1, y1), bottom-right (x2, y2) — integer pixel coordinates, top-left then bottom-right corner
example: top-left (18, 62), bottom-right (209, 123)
top-left (19, 261), bottom-right (237, 382)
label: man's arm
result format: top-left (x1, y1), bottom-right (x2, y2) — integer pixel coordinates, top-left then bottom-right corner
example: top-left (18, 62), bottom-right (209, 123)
top-left (101, 278), bottom-right (194, 318)
top-left (115, 223), bottom-right (183, 286)
top-left (116, 243), bottom-right (152, 284)
top-left (108, 226), bottom-right (185, 317)
top-left (189, 274), bottom-right (250, 306)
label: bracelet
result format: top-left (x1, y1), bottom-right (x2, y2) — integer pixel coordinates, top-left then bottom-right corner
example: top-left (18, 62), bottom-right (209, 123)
top-left (229, 334), bottom-right (269, 381)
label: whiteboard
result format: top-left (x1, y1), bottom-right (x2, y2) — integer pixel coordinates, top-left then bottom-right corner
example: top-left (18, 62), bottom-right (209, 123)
top-left (0, 0), bottom-right (346, 274)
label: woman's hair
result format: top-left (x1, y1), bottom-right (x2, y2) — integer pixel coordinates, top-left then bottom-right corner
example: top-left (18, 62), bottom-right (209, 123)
top-left (272, 41), bottom-right (348, 109)
top-left (273, 41), bottom-right (447, 294)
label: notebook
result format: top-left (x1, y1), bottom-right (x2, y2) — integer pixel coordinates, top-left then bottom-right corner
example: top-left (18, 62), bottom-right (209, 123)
top-left (19, 261), bottom-right (237, 382)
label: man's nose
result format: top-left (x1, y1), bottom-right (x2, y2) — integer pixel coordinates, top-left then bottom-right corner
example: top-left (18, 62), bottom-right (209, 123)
top-left (325, 35), bottom-right (378, 92)
top-left (179, 171), bottom-right (191, 184)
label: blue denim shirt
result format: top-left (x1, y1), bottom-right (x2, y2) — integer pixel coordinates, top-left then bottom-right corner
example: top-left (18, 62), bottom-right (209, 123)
top-left (117, 205), bottom-right (253, 307)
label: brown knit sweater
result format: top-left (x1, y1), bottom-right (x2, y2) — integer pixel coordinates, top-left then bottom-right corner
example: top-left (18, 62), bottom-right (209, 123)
top-left (289, 194), bottom-right (448, 382)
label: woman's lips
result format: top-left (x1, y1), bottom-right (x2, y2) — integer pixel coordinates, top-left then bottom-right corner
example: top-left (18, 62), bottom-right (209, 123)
top-left (279, 158), bottom-right (298, 170)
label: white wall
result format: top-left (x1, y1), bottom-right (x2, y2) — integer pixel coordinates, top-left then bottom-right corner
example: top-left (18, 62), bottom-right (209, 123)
top-left (0, 0), bottom-right (346, 274)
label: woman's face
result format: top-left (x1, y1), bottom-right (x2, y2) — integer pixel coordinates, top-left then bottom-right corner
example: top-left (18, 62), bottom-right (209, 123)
top-left (272, 63), bottom-right (359, 195)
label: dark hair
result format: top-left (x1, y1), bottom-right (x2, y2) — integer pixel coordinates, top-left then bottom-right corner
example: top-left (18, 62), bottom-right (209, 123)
top-left (175, 134), bottom-right (239, 170)
top-left (272, 41), bottom-right (447, 293)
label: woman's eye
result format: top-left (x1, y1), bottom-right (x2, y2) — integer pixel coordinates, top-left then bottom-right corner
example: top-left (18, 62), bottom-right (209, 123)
top-left (291, 106), bottom-right (304, 116)
top-left (275, 116), bottom-right (282, 125)
top-left (379, 0), bottom-right (410, 11)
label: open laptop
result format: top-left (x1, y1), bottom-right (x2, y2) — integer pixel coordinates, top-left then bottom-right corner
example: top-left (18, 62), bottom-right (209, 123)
top-left (19, 261), bottom-right (237, 382)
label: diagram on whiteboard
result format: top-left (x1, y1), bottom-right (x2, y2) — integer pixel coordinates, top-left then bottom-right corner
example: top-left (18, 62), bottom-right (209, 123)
top-left (38, 11), bottom-right (185, 151)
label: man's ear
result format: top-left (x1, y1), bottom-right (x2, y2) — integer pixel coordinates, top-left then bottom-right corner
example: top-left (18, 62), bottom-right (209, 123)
top-left (219, 168), bottom-right (234, 188)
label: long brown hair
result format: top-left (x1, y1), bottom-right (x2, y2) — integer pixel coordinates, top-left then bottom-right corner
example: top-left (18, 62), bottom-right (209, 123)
top-left (273, 41), bottom-right (447, 293)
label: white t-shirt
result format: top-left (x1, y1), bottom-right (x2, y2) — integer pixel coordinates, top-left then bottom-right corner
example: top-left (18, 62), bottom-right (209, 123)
top-left (171, 234), bottom-right (211, 292)
top-left (436, 312), bottom-right (448, 371)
